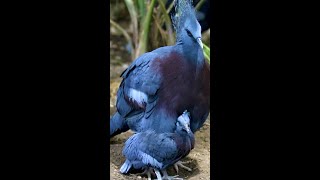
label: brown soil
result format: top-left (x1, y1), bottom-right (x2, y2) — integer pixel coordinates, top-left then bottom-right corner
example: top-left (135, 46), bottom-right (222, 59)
top-left (110, 121), bottom-right (210, 180)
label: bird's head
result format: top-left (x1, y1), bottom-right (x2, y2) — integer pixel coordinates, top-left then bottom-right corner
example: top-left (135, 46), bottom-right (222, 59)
top-left (176, 110), bottom-right (192, 134)
top-left (172, 0), bottom-right (203, 49)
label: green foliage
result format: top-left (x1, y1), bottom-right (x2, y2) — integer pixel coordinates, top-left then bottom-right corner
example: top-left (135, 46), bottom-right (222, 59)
top-left (136, 0), bottom-right (157, 56)
top-left (203, 43), bottom-right (210, 63)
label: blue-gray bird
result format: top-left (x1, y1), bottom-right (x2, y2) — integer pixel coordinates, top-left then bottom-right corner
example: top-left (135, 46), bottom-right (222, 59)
top-left (110, 0), bottom-right (209, 170)
top-left (119, 110), bottom-right (195, 180)
top-left (110, 0), bottom-right (209, 136)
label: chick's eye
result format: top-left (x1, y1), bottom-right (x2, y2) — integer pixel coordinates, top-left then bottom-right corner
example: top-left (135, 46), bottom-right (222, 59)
top-left (186, 29), bottom-right (192, 37)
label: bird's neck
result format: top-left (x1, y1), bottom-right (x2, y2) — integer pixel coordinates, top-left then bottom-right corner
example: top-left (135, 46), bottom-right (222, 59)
top-left (176, 41), bottom-right (205, 75)
top-left (175, 129), bottom-right (192, 137)
top-left (175, 130), bottom-right (195, 150)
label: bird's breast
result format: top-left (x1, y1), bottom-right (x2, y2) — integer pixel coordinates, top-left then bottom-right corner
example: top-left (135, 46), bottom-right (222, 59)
top-left (152, 52), bottom-right (208, 113)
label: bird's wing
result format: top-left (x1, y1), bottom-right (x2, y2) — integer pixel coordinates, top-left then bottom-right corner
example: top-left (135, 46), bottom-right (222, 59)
top-left (137, 133), bottom-right (179, 167)
top-left (116, 52), bottom-right (162, 119)
top-left (123, 132), bottom-right (179, 168)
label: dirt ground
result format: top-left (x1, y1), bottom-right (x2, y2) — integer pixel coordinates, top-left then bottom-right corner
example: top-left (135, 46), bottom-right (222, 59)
top-left (109, 120), bottom-right (210, 180)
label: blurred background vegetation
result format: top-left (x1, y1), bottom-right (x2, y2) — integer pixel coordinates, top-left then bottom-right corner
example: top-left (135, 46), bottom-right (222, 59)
top-left (110, 0), bottom-right (210, 63)
top-left (110, 0), bottom-right (210, 111)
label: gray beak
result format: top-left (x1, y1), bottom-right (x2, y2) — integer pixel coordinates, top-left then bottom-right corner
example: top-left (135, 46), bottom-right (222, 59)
top-left (184, 124), bottom-right (191, 134)
top-left (196, 37), bottom-right (203, 49)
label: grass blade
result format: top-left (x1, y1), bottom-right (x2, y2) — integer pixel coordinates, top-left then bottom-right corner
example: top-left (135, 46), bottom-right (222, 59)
top-left (136, 0), bottom-right (157, 56)
top-left (203, 43), bottom-right (210, 63)
top-left (195, 0), bottom-right (206, 10)
top-left (110, 19), bottom-right (135, 60)
top-left (124, 0), bottom-right (139, 52)
top-left (137, 0), bottom-right (146, 22)
top-left (158, 0), bottom-right (175, 45)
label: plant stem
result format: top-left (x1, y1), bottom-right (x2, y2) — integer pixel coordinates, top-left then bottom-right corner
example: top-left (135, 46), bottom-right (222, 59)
top-left (137, 0), bottom-right (146, 22)
top-left (195, 0), bottom-right (206, 11)
top-left (137, 0), bottom-right (156, 57)
top-left (166, 0), bottom-right (175, 14)
top-left (110, 19), bottom-right (135, 61)
top-left (124, 0), bottom-right (139, 53)
top-left (203, 43), bottom-right (210, 63)
top-left (158, 0), bottom-right (174, 45)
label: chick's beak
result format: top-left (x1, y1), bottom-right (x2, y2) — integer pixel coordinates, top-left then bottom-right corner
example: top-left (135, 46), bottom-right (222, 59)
top-left (184, 124), bottom-right (191, 134)
top-left (196, 37), bottom-right (203, 49)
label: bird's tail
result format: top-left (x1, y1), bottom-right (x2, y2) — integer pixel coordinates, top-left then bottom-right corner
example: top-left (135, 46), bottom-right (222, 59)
top-left (119, 159), bottom-right (132, 174)
top-left (110, 112), bottom-right (129, 138)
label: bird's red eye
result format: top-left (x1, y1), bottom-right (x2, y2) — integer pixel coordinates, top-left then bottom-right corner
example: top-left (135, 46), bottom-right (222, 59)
top-left (186, 29), bottom-right (192, 37)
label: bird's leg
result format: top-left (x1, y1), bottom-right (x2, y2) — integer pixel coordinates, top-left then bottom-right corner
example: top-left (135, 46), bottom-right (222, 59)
top-left (161, 169), bottom-right (184, 180)
top-left (147, 169), bottom-right (152, 180)
top-left (153, 169), bottom-right (163, 180)
top-left (140, 168), bottom-right (148, 174)
top-left (139, 167), bottom-right (154, 180)
top-left (173, 160), bottom-right (192, 173)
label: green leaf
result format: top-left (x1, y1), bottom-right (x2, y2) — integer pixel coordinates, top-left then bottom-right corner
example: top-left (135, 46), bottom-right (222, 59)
top-left (203, 43), bottom-right (210, 63)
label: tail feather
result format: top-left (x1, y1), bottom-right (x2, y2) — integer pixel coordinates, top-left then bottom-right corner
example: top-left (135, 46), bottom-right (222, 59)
top-left (110, 112), bottom-right (129, 138)
top-left (120, 159), bottom-right (132, 174)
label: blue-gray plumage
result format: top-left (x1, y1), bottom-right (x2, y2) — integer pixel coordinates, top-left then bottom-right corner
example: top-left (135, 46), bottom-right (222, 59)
top-left (110, 0), bottom-right (210, 138)
top-left (120, 110), bottom-right (195, 180)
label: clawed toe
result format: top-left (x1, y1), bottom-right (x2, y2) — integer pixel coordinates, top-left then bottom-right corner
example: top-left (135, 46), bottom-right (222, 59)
top-left (163, 175), bottom-right (184, 180)
top-left (139, 167), bottom-right (155, 180)
top-left (161, 169), bottom-right (184, 180)
top-left (174, 161), bottom-right (192, 173)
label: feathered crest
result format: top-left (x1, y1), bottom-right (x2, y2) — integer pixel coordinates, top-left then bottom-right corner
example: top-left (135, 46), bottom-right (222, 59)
top-left (182, 110), bottom-right (190, 118)
top-left (171, 0), bottom-right (196, 33)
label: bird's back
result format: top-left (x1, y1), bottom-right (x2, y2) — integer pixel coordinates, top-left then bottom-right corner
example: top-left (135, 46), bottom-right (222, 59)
top-left (122, 130), bottom-right (194, 170)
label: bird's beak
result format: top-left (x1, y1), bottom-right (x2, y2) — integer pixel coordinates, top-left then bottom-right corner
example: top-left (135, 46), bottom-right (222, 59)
top-left (196, 37), bottom-right (203, 49)
top-left (184, 124), bottom-right (191, 134)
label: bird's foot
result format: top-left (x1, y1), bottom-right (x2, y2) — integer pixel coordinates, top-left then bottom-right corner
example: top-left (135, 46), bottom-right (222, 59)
top-left (161, 170), bottom-right (184, 180)
top-left (139, 167), bottom-right (155, 180)
top-left (173, 160), bottom-right (192, 173)
top-left (153, 169), bottom-right (163, 180)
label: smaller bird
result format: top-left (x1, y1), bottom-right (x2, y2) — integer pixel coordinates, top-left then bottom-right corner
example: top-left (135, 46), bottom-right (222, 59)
top-left (120, 110), bottom-right (195, 180)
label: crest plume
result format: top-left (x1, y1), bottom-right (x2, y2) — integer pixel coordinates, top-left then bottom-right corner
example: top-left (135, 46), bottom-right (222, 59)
top-left (171, 0), bottom-right (196, 33)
